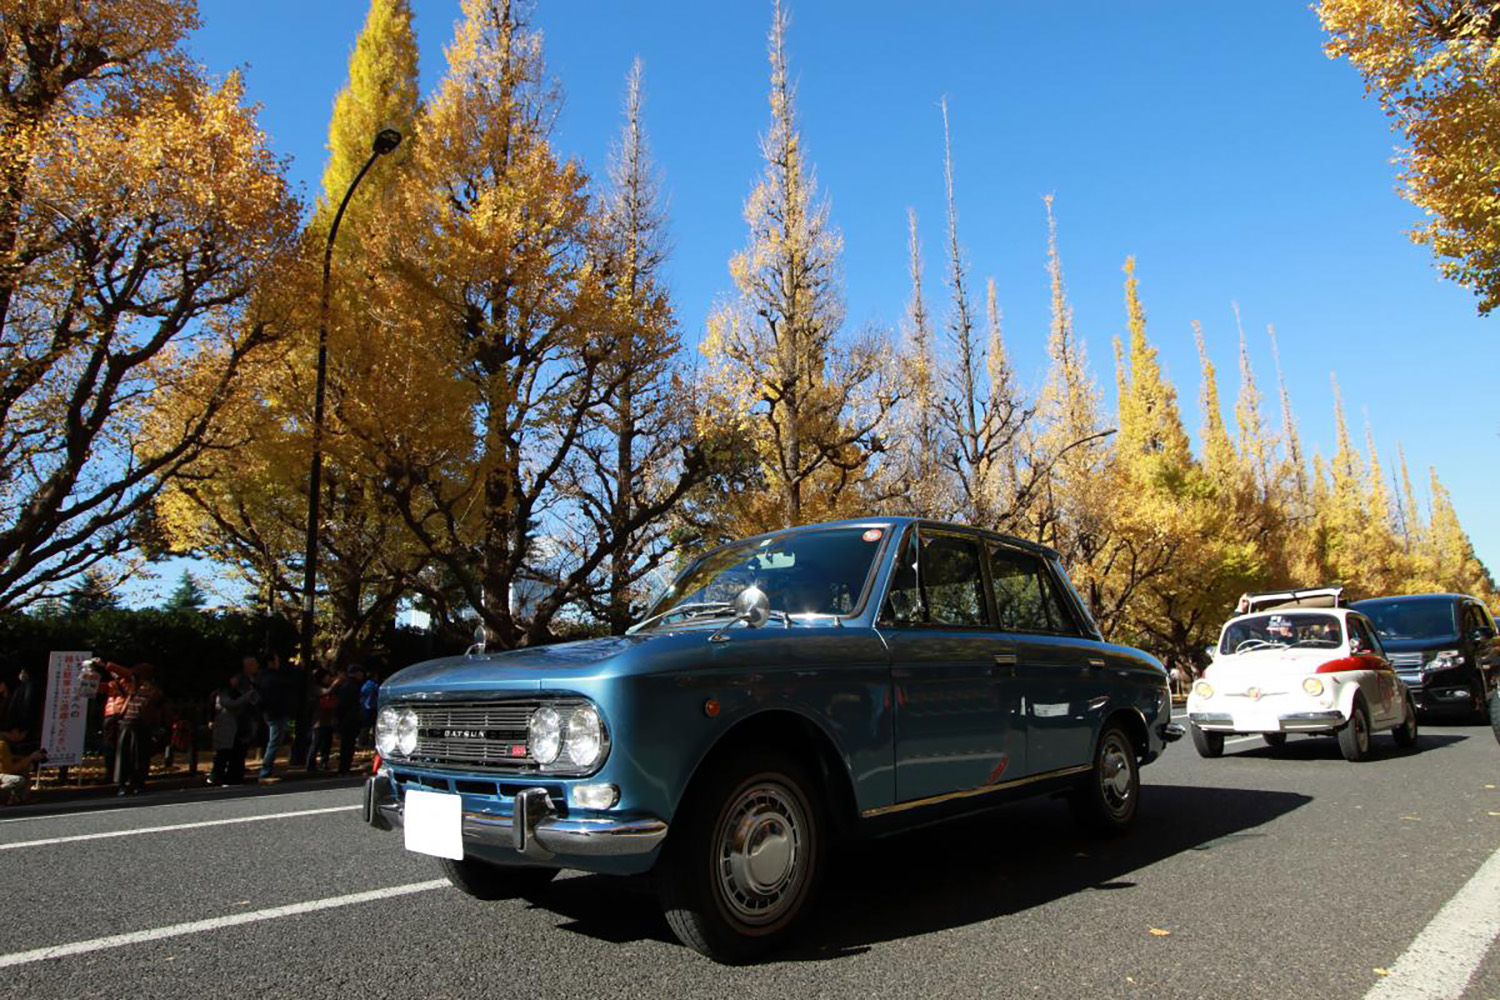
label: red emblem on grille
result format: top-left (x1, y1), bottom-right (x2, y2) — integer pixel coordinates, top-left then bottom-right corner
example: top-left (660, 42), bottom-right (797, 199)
top-left (509, 744), bottom-right (527, 757)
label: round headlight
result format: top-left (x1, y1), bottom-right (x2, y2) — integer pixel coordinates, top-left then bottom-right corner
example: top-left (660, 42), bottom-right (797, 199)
top-left (396, 708), bottom-right (418, 756)
top-left (1193, 681), bottom-right (1214, 700)
top-left (376, 707), bottom-right (399, 757)
top-left (564, 704), bottom-right (603, 768)
top-left (1303, 677), bottom-right (1325, 696)
top-left (529, 707), bottom-right (561, 764)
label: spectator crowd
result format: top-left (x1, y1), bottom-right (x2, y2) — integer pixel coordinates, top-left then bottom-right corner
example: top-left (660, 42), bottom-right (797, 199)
top-left (0, 652), bottom-right (382, 804)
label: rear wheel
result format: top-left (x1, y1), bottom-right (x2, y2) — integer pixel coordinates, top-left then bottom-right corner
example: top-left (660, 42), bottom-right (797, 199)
top-left (1262, 733), bottom-right (1287, 749)
top-left (1190, 723), bottom-right (1224, 759)
top-left (1338, 696), bottom-right (1372, 762)
top-left (1392, 694), bottom-right (1419, 749)
top-left (657, 751), bottom-right (824, 963)
top-left (438, 857), bottom-right (557, 900)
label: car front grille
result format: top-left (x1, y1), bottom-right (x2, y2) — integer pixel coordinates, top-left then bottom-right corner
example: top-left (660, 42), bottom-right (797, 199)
top-left (1388, 652), bottom-right (1425, 669)
top-left (395, 699), bottom-right (544, 773)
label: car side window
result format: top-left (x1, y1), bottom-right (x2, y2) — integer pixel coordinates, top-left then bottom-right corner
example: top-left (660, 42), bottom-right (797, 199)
top-left (920, 533), bottom-right (990, 626)
top-left (1350, 616), bottom-right (1383, 657)
top-left (883, 530), bottom-right (989, 627)
top-left (989, 546), bottom-right (1068, 633)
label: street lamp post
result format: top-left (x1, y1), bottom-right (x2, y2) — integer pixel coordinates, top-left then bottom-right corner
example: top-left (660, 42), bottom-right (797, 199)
top-left (299, 127), bottom-right (403, 677)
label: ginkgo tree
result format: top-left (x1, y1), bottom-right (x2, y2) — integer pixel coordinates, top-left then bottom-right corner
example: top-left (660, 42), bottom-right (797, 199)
top-left (0, 0), bottom-right (300, 612)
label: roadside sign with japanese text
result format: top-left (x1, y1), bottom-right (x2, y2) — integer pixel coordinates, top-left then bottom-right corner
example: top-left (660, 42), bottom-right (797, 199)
top-left (39, 650), bottom-right (92, 767)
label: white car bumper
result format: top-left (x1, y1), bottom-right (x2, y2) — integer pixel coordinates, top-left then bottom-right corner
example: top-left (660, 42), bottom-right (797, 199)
top-left (1188, 708), bottom-right (1346, 733)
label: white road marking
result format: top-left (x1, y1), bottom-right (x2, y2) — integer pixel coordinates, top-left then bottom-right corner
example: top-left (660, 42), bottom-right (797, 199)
top-left (0, 786), bottom-right (356, 825)
top-left (0, 880), bottom-right (449, 969)
top-left (1364, 842), bottom-right (1500, 1000)
top-left (1225, 736), bottom-right (1264, 745)
top-left (0, 805), bottom-right (359, 850)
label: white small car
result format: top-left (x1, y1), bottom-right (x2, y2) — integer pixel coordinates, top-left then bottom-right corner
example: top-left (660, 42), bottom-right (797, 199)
top-left (1187, 601), bottom-right (1418, 762)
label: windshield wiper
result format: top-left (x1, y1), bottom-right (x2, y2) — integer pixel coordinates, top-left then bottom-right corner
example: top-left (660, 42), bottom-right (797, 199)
top-left (627, 601), bottom-right (735, 634)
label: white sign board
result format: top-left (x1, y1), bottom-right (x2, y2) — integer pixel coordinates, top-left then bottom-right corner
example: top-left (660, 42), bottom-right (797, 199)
top-left (38, 650), bottom-right (91, 768)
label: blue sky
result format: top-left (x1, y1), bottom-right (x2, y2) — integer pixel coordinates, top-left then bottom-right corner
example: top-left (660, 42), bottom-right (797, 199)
top-left (159, 1), bottom-right (1495, 604)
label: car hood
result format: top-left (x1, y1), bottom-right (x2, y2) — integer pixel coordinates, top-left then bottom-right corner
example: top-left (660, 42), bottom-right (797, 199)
top-left (383, 635), bottom-right (654, 696)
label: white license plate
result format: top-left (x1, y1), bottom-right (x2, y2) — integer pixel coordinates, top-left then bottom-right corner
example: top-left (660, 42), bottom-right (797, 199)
top-left (403, 789), bottom-right (464, 860)
top-left (1234, 708), bottom-right (1280, 732)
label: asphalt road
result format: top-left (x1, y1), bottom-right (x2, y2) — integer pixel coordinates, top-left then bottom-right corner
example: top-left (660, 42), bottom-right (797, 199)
top-left (2, 716), bottom-right (1497, 1000)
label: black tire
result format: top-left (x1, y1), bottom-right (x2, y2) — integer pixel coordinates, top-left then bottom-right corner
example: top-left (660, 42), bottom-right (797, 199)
top-left (1392, 694), bottom-right (1419, 749)
top-left (1338, 696), bottom-right (1373, 762)
top-left (1070, 722), bottom-right (1141, 836)
top-left (1262, 733), bottom-right (1287, 749)
top-left (1478, 679), bottom-right (1494, 726)
top-left (657, 751), bottom-right (824, 964)
top-left (1190, 723), bottom-right (1225, 759)
top-left (1488, 686), bottom-right (1500, 747)
top-left (438, 857), bottom-right (557, 900)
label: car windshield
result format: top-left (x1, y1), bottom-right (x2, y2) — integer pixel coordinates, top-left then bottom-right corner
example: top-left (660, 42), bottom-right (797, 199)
top-left (635, 526), bottom-right (884, 629)
top-left (1353, 598), bottom-right (1459, 642)
top-left (1219, 612), bottom-right (1344, 655)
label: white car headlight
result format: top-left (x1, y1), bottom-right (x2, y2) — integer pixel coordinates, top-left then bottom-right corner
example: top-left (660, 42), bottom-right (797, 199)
top-left (376, 707), bottom-right (399, 757)
top-left (396, 708), bottom-right (418, 756)
top-left (1193, 681), bottom-right (1214, 700)
top-left (529, 707), bottom-right (562, 764)
top-left (564, 704), bottom-right (603, 768)
top-left (1303, 677), bottom-right (1324, 696)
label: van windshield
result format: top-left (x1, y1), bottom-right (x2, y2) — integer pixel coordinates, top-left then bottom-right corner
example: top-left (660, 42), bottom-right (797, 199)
top-left (1220, 613), bottom-right (1343, 655)
top-left (1354, 598), bottom-right (1458, 642)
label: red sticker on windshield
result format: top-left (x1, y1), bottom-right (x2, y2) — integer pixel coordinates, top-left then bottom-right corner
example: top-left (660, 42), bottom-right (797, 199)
top-left (862, 528), bottom-right (883, 542)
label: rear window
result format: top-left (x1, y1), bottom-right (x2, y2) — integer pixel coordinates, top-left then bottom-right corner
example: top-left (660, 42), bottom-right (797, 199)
top-left (1220, 613), bottom-right (1344, 655)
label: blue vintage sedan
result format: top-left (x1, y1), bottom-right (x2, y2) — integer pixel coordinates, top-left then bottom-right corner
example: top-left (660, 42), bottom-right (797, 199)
top-left (364, 518), bottom-right (1179, 961)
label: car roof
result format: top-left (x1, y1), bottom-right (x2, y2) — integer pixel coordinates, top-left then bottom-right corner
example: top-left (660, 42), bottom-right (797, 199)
top-left (1351, 593), bottom-right (1471, 606)
top-left (1223, 606), bottom-right (1357, 630)
top-left (730, 517), bottom-right (1063, 561)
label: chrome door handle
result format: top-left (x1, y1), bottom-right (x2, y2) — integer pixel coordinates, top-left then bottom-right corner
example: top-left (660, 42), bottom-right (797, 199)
top-left (1087, 658), bottom-right (1106, 669)
top-left (993, 653), bottom-right (1018, 666)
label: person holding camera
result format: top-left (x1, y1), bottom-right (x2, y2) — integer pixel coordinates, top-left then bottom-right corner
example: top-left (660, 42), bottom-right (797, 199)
top-left (208, 665), bottom-right (259, 786)
top-left (114, 663), bottom-right (164, 796)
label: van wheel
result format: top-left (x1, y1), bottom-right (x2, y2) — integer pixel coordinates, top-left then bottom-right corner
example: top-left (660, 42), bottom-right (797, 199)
top-left (1070, 723), bottom-right (1140, 836)
top-left (1190, 723), bottom-right (1224, 758)
top-left (1392, 695), bottom-right (1419, 749)
top-left (1338, 696), bottom-right (1372, 762)
top-left (1487, 687), bottom-right (1500, 746)
top-left (657, 751), bottom-right (824, 963)
top-left (438, 857), bottom-right (557, 900)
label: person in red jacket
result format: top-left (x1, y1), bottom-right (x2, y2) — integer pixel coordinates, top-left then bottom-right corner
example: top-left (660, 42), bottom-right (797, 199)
top-left (90, 659), bottom-right (135, 785)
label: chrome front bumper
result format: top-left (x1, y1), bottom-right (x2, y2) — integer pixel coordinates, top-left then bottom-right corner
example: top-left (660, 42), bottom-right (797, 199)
top-left (363, 777), bottom-right (668, 863)
top-left (1189, 710), bottom-right (1345, 732)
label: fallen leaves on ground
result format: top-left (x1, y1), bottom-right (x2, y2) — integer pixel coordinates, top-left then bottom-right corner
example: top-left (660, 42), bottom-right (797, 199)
top-left (1149, 928), bottom-right (1173, 937)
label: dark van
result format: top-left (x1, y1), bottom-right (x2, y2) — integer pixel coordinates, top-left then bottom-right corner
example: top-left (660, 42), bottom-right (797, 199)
top-left (1350, 594), bottom-right (1499, 722)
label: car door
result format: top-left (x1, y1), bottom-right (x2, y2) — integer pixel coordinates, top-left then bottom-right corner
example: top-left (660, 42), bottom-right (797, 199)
top-left (1348, 614), bottom-right (1399, 725)
top-left (879, 525), bottom-right (1025, 803)
top-left (987, 543), bottom-right (1108, 775)
top-left (1464, 602), bottom-right (1499, 696)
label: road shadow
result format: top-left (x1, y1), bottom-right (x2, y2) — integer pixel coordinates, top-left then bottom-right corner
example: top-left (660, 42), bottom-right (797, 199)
top-left (1, 773), bottom-right (364, 820)
top-left (1228, 732), bottom-right (1466, 762)
top-left (526, 782), bottom-right (1311, 959)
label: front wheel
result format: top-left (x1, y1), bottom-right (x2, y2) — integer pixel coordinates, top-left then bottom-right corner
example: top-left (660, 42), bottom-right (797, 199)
top-left (1070, 723), bottom-right (1141, 836)
top-left (657, 751), bottom-right (824, 963)
top-left (438, 857), bottom-right (557, 900)
top-left (1338, 696), bottom-right (1372, 762)
top-left (1190, 723), bottom-right (1224, 758)
top-left (1488, 686), bottom-right (1500, 746)
top-left (1392, 694), bottom-right (1419, 749)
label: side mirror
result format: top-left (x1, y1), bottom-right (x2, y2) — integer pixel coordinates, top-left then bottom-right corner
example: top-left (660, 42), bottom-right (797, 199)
top-left (1204, 646), bottom-right (1217, 662)
top-left (733, 585), bottom-right (770, 628)
top-left (1472, 626), bottom-right (1496, 645)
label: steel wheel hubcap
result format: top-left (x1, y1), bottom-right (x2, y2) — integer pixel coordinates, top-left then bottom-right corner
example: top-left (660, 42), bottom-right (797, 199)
top-left (1100, 736), bottom-right (1134, 813)
top-left (716, 782), bottom-right (805, 925)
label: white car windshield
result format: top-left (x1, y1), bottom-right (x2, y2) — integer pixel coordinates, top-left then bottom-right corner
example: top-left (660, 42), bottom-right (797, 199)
top-left (1219, 612), bottom-right (1344, 655)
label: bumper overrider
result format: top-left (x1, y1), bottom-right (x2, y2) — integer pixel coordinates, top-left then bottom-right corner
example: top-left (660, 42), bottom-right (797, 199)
top-left (363, 771), bottom-right (668, 869)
